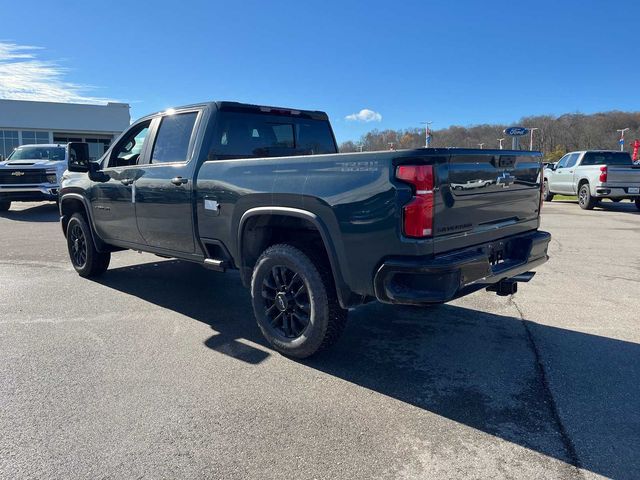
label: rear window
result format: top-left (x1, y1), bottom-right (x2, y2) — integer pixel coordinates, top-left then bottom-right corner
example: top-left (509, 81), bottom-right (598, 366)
top-left (581, 152), bottom-right (632, 166)
top-left (209, 112), bottom-right (337, 159)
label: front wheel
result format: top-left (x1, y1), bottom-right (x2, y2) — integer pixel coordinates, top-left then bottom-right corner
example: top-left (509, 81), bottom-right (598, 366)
top-left (251, 244), bottom-right (347, 358)
top-left (578, 183), bottom-right (597, 210)
top-left (66, 213), bottom-right (110, 277)
top-left (542, 180), bottom-right (554, 201)
top-left (0, 200), bottom-right (10, 212)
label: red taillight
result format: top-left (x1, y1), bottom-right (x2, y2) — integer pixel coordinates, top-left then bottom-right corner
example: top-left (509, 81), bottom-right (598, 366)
top-left (396, 165), bottom-right (434, 238)
top-left (599, 165), bottom-right (607, 182)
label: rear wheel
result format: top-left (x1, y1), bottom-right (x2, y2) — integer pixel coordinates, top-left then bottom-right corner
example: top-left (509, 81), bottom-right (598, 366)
top-left (66, 213), bottom-right (110, 277)
top-left (0, 200), bottom-right (10, 212)
top-left (578, 183), bottom-right (597, 210)
top-left (250, 243), bottom-right (347, 358)
top-left (542, 180), bottom-right (554, 201)
top-left (635, 198), bottom-right (640, 211)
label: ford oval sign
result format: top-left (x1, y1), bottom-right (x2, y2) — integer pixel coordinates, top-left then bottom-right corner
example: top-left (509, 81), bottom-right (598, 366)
top-left (504, 127), bottom-right (529, 136)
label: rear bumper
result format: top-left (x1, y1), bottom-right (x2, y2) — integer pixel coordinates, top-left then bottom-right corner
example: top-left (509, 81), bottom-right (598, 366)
top-left (594, 186), bottom-right (640, 198)
top-left (0, 185), bottom-right (59, 202)
top-left (374, 230), bottom-right (551, 305)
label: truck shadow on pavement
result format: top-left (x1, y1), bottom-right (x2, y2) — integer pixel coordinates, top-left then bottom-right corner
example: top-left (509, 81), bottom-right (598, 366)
top-left (0, 203), bottom-right (59, 222)
top-left (97, 259), bottom-right (640, 480)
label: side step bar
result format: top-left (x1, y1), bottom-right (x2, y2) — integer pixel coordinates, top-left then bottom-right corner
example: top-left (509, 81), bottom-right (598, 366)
top-left (203, 258), bottom-right (228, 272)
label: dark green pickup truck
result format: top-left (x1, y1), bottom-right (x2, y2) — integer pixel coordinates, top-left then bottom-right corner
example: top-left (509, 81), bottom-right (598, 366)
top-left (60, 101), bottom-right (550, 358)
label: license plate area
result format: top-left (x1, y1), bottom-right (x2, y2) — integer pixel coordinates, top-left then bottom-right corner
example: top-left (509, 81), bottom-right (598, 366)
top-left (486, 237), bottom-right (531, 273)
top-left (488, 243), bottom-right (506, 267)
top-left (628, 187), bottom-right (639, 194)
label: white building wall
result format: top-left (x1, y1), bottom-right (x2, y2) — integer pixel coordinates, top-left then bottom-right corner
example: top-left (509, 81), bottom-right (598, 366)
top-left (0, 99), bottom-right (131, 160)
top-left (0, 99), bottom-right (130, 133)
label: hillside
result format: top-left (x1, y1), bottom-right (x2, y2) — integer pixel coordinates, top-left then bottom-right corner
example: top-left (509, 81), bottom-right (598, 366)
top-left (339, 111), bottom-right (640, 160)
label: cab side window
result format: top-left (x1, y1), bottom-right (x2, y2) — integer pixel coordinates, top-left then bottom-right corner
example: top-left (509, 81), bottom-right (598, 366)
top-left (565, 153), bottom-right (579, 168)
top-left (150, 112), bottom-right (198, 164)
top-left (556, 155), bottom-right (569, 169)
top-left (109, 121), bottom-right (151, 168)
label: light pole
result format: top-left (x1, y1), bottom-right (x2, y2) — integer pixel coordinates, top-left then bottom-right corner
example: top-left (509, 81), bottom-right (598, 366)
top-left (617, 128), bottom-right (630, 151)
top-left (478, 143), bottom-right (485, 149)
top-left (528, 127), bottom-right (539, 151)
top-left (420, 121), bottom-right (433, 148)
top-left (498, 138), bottom-right (505, 150)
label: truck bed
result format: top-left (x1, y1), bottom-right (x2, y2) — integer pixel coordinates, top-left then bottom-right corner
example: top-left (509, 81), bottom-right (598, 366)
top-left (195, 148), bottom-right (543, 299)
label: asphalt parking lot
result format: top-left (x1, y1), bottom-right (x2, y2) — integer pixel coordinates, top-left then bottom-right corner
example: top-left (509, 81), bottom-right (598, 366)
top-left (1, 200), bottom-right (639, 480)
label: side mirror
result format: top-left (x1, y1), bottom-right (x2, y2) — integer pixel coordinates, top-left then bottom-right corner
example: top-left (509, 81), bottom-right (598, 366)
top-left (67, 142), bottom-right (91, 172)
top-left (87, 161), bottom-right (110, 183)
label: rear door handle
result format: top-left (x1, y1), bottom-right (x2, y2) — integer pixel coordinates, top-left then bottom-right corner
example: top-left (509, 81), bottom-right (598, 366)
top-left (120, 178), bottom-right (134, 186)
top-left (171, 176), bottom-right (188, 186)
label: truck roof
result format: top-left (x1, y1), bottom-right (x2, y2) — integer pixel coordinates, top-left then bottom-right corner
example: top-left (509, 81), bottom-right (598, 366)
top-left (566, 150), bottom-right (629, 154)
top-left (143, 101), bottom-right (330, 121)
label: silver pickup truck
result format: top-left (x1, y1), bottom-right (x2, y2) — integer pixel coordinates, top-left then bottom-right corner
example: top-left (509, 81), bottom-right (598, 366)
top-left (543, 150), bottom-right (640, 210)
top-left (0, 144), bottom-right (72, 211)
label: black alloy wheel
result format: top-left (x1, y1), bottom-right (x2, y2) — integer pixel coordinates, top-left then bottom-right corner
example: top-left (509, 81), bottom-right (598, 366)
top-left (66, 213), bottom-right (110, 277)
top-left (69, 222), bottom-right (88, 269)
top-left (262, 265), bottom-right (311, 339)
top-left (250, 243), bottom-right (347, 358)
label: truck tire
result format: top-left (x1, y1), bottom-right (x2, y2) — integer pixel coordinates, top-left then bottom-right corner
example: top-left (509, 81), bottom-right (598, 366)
top-left (250, 243), bottom-right (347, 358)
top-left (635, 198), bottom-right (640, 211)
top-left (0, 200), bottom-right (10, 212)
top-left (578, 183), bottom-right (597, 210)
top-left (66, 213), bottom-right (110, 277)
top-left (542, 180), bottom-right (554, 202)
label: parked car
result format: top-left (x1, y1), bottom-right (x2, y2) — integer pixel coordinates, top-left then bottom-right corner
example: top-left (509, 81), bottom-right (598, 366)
top-left (543, 150), bottom-right (640, 210)
top-left (59, 101), bottom-right (551, 358)
top-left (0, 143), bottom-right (79, 211)
top-left (450, 179), bottom-right (493, 190)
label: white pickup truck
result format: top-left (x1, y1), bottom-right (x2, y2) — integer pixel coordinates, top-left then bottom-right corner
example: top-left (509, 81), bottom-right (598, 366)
top-left (543, 150), bottom-right (640, 210)
top-left (0, 144), bottom-right (73, 211)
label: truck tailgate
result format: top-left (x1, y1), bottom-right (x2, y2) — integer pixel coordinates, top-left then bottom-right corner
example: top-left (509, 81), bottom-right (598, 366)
top-left (606, 165), bottom-right (640, 185)
top-left (433, 152), bottom-right (542, 254)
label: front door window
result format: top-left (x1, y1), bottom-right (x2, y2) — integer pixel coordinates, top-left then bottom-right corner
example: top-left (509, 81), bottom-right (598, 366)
top-left (110, 122), bottom-right (151, 167)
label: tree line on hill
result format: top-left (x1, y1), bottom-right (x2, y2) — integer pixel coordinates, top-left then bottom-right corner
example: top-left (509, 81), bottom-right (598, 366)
top-left (339, 111), bottom-right (640, 160)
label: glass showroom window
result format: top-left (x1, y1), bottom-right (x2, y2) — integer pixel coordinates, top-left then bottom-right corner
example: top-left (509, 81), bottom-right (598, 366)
top-left (86, 138), bottom-right (111, 160)
top-left (21, 131), bottom-right (50, 145)
top-left (0, 130), bottom-right (19, 160)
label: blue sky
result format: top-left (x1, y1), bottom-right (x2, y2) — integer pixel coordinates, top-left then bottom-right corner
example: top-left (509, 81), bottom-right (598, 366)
top-left (1, 0), bottom-right (639, 142)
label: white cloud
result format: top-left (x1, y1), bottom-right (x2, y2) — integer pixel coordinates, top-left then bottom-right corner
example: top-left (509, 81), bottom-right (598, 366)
top-left (0, 42), bottom-right (118, 104)
top-left (345, 108), bottom-right (382, 123)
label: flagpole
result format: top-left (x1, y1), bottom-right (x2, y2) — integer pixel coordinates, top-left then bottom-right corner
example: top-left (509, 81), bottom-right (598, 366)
top-left (421, 121), bottom-right (433, 148)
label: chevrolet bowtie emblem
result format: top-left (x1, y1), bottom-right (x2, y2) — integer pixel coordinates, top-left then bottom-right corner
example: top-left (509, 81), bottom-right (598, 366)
top-left (496, 172), bottom-right (515, 187)
top-left (11, 171), bottom-right (25, 176)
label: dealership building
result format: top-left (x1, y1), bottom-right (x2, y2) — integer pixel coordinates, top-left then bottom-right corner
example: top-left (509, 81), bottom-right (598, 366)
top-left (0, 99), bottom-right (131, 161)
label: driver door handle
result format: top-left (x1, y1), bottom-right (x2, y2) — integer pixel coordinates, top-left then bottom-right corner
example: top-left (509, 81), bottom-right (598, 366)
top-left (120, 178), bottom-right (134, 186)
top-left (171, 176), bottom-right (188, 186)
